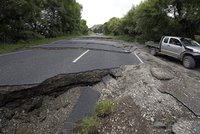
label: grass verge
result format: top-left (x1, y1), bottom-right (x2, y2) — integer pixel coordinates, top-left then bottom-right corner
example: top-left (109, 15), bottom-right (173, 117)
top-left (72, 100), bottom-right (116, 134)
top-left (0, 35), bottom-right (77, 54)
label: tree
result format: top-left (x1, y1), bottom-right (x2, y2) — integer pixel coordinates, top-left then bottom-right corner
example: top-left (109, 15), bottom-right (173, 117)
top-left (0, 0), bottom-right (44, 42)
top-left (91, 25), bottom-right (103, 33)
top-left (0, 0), bottom-right (87, 43)
top-left (120, 7), bottom-right (137, 35)
top-left (166, 0), bottom-right (200, 38)
top-left (79, 19), bottom-right (89, 34)
top-left (102, 0), bottom-right (200, 42)
top-left (103, 17), bottom-right (122, 35)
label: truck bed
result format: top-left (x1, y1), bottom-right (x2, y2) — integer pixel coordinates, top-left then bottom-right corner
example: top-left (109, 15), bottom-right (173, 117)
top-left (145, 41), bottom-right (160, 48)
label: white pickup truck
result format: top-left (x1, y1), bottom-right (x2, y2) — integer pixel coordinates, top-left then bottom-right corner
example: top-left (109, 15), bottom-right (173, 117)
top-left (146, 36), bottom-right (200, 69)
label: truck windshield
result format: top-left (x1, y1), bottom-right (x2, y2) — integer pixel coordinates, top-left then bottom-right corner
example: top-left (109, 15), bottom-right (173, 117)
top-left (181, 38), bottom-right (200, 47)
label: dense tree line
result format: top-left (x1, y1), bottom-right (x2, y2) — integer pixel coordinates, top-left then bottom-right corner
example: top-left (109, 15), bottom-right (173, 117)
top-left (103, 0), bottom-right (200, 42)
top-left (0, 0), bottom-right (88, 43)
top-left (91, 25), bottom-right (103, 33)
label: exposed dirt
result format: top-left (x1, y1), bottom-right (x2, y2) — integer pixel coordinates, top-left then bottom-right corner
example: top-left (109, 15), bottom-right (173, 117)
top-left (95, 63), bottom-right (197, 133)
top-left (94, 41), bottom-right (200, 134)
top-left (1, 87), bottom-right (81, 134)
top-left (0, 68), bottom-right (120, 134)
top-left (99, 96), bottom-right (150, 134)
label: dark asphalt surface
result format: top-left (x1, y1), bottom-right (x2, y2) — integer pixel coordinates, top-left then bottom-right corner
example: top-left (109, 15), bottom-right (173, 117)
top-left (38, 39), bottom-right (124, 48)
top-left (60, 87), bottom-right (100, 134)
top-left (159, 81), bottom-right (200, 116)
top-left (0, 37), bottom-right (141, 86)
top-left (34, 39), bottom-right (125, 52)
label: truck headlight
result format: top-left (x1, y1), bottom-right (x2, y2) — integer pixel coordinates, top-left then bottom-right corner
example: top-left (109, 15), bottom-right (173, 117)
top-left (193, 50), bottom-right (200, 53)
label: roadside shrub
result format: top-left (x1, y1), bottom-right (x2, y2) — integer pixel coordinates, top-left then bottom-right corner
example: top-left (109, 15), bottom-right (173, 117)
top-left (72, 117), bottom-right (99, 134)
top-left (93, 100), bottom-right (116, 118)
top-left (72, 100), bottom-right (117, 134)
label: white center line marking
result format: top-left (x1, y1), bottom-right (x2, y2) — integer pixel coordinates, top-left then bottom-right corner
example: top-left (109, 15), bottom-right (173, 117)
top-left (134, 53), bottom-right (144, 64)
top-left (73, 50), bottom-right (90, 63)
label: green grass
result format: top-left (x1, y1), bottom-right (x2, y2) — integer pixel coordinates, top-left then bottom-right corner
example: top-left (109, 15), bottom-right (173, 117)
top-left (72, 100), bottom-right (117, 134)
top-left (93, 100), bottom-right (116, 118)
top-left (72, 117), bottom-right (100, 134)
top-left (0, 35), bottom-right (77, 54)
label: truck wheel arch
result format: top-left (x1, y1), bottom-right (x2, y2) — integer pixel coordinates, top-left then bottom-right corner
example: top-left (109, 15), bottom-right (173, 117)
top-left (182, 54), bottom-right (196, 69)
top-left (181, 53), bottom-right (195, 61)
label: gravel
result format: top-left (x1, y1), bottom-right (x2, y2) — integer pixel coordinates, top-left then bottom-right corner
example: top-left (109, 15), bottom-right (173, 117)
top-left (1, 87), bottom-right (81, 134)
top-left (172, 119), bottom-right (200, 134)
top-left (95, 42), bottom-right (198, 133)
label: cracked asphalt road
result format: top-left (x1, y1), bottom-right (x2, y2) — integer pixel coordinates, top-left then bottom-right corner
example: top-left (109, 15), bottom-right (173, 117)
top-left (0, 36), bottom-right (141, 86)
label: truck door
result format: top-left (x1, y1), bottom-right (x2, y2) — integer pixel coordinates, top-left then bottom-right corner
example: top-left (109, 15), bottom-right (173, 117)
top-left (167, 38), bottom-right (184, 58)
top-left (160, 37), bottom-right (170, 55)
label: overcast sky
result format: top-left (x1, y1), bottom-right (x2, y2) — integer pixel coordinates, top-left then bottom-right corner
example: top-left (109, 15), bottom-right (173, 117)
top-left (76, 0), bottom-right (143, 27)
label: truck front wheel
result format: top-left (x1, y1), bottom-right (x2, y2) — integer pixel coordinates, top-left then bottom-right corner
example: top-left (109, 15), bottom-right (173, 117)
top-left (183, 56), bottom-right (196, 69)
top-left (149, 47), bottom-right (157, 56)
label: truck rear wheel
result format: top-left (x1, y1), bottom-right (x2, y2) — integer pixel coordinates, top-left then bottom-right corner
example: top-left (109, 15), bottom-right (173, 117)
top-left (149, 47), bottom-right (157, 56)
top-left (183, 56), bottom-right (196, 69)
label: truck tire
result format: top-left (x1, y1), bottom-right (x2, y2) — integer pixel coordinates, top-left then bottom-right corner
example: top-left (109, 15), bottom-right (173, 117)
top-left (183, 56), bottom-right (196, 69)
top-left (149, 47), bottom-right (157, 56)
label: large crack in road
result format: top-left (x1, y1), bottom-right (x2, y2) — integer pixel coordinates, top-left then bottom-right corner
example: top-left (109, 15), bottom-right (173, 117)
top-left (0, 68), bottom-right (122, 106)
top-left (1, 36), bottom-right (139, 134)
top-left (1, 36), bottom-right (200, 134)
top-left (31, 46), bottom-right (130, 54)
top-left (0, 37), bottom-right (141, 86)
top-left (0, 67), bottom-right (122, 133)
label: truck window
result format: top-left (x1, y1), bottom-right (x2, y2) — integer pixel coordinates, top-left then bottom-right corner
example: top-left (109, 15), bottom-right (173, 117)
top-left (163, 38), bottom-right (169, 43)
top-left (181, 38), bottom-right (200, 47)
top-left (169, 38), bottom-right (182, 46)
